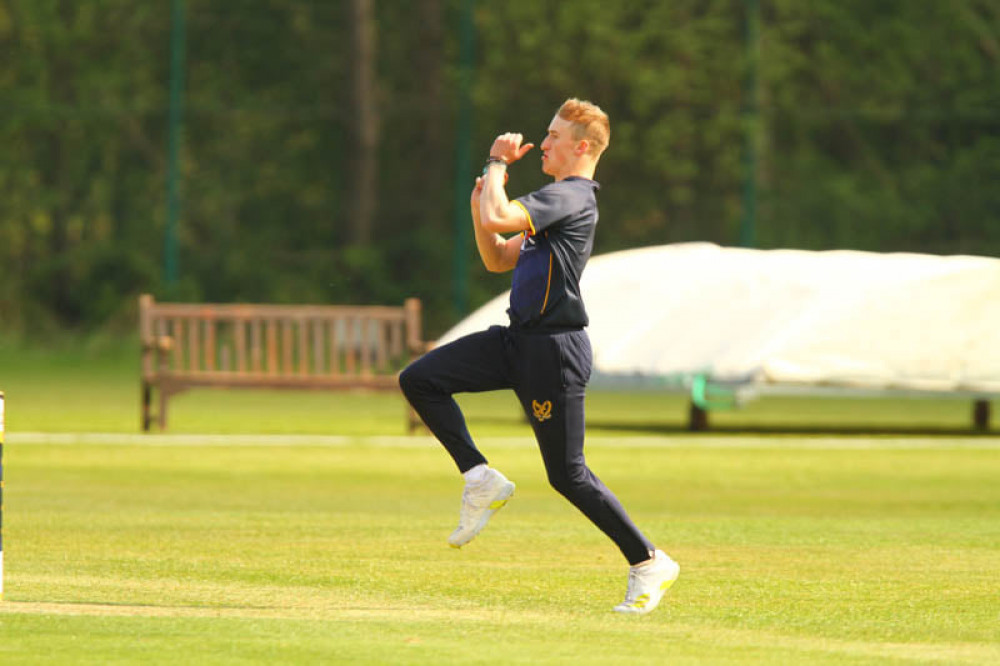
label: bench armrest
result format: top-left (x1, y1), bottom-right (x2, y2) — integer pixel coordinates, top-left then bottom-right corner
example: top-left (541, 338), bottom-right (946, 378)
top-left (142, 336), bottom-right (174, 353)
top-left (142, 336), bottom-right (175, 378)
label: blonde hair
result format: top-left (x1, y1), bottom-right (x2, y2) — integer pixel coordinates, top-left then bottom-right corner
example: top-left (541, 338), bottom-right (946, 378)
top-left (557, 98), bottom-right (610, 157)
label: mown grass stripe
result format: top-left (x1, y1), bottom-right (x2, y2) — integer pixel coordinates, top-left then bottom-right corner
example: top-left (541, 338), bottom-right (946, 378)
top-left (8, 431), bottom-right (1000, 450)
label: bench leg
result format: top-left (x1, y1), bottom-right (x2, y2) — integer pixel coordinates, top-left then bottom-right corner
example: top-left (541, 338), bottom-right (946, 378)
top-left (158, 388), bottom-right (169, 431)
top-left (973, 399), bottom-right (990, 432)
top-left (142, 382), bottom-right (152, 432)
top-left (406, 404), bottom-right (422, 434)
top-left (688, 401), bottom-right (709, 432)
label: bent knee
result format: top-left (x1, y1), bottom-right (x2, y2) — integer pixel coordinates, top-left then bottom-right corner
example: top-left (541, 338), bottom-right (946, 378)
top-left (547, 464), bottom-right (590, 496)
top-left (398, 364), bottom-right (420, 396)
top-left (398, 360), bottom-right (437, 398)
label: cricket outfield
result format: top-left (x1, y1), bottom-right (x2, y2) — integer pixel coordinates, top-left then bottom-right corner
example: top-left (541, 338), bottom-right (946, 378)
top-left (0, 433), bottom-right (998, 665)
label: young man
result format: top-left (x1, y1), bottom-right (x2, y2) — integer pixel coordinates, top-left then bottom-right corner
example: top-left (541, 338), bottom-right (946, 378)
top-left (399, 99), bottom-right (679, 614)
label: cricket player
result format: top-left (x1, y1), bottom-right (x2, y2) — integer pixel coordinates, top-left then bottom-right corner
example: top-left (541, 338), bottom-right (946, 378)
top-left (399, 99), bottom-right (679, 614)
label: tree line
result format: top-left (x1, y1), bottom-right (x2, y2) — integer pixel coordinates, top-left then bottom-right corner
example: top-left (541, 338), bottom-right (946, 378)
top-left (1, 0), bottom-right (998, 338)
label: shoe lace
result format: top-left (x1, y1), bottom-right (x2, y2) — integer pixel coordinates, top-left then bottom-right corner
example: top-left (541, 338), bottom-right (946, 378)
top-left (457, 484), bottom-right (480, 528)
top-left (457, 487), bottom-right (470, 526)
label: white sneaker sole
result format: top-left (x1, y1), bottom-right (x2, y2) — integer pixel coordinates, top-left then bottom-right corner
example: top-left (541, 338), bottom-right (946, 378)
top-left (448, 481), bottom-right (515, 548)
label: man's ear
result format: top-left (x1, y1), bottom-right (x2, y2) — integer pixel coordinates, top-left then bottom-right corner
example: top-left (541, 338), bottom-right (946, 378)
top-left (575, 140), bottom-right (590, 156)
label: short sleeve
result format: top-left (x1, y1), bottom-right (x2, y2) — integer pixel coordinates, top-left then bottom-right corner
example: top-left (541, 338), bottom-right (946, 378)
top-left (515, 185), bottom-right (572, 235)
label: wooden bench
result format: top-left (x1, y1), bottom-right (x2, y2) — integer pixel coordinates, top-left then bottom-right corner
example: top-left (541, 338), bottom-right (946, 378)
top-left (139, 294), bottom-right (428, 432)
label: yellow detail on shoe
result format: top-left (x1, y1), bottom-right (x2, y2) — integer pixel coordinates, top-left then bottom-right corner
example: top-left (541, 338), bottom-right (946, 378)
top-left (489, 499), bottom-right (508, 510)
top-left (631, 593), bottom-right (650, 608)
top-left (661, 579), bottom-right (674, 591)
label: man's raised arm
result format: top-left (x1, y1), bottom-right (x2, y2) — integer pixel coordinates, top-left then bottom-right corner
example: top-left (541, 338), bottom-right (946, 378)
top-left (471, 176), bottom-right (521, 273)
top-left (479, 133), bottom-right (534, 235)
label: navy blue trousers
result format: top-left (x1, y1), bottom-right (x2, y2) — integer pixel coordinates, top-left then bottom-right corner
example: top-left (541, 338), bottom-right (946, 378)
top-left (398, 325), bottom-right (655, 565)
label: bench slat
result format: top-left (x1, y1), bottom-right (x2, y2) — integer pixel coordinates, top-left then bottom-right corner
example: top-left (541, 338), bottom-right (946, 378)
top-left (188, 318), bottom-right (199, 371)
top-left (172, 318), bottom-right (184, 370)
top-left (298, 318), bottom-right (308, 376)
top-left (154, 318), bottom-right (166, 347)
top-left (312, 319), bottom-right (324, 375)
top-left (329, 319), bottom-right (340, 376)
top-left (205, 319), bottom-right (216, 371)
top-left (360, 319), bottom-right (372, 377)
top-left (280, 320), bottom-right (291, 374)
top-left (148, 303), bottom-right (408, 319)
top-left (156, 371), bottom-right (399, 390)
top-left (344, 317), bottom-right (356, 375)
top-left (390, 320), bottom-right (403, 361)
top-left (266, 319), bottom-right (277, 375)
top-left (376, 320), bottom-right (388, 371)
top-left (250, 319), bottom-right (261, 373)
top-left (147, 314), bottom-right (419, 377)
top-left (234, 318), bottom-right (245, 373)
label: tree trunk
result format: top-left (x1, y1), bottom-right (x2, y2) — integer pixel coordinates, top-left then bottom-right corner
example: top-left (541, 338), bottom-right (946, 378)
top-left (416, 0), bottom-right (447, 229)
top-left (417, 0), bottom-right (444, 162)
top-left (350, 0), bottom-right (378, 246)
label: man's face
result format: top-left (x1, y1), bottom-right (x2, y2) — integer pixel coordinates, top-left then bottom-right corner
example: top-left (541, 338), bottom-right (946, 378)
top-left (540, 115), bottom-right (580, 179)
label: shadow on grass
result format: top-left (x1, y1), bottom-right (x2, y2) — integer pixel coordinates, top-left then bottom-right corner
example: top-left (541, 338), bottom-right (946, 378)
top-left (586, 420), bottom-right (995, 437)
top-left (468, 415), bottom-right (994, 437)
top-left (1, 599), bottom-right (281, 617)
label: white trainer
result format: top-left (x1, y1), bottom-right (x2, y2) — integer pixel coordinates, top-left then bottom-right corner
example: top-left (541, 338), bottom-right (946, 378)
top-left (613, 549), bottom-right (680, 614)
top-left (447, 468), bottom-right (515, 548)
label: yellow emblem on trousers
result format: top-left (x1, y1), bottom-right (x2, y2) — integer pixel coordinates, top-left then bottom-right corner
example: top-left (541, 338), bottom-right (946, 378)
top-left (532, 400), bottom-right (553, 422)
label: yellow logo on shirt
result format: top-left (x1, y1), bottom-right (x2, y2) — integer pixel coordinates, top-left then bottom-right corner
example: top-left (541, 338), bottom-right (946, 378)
top-left (532, 400), bottom-right (553, 422)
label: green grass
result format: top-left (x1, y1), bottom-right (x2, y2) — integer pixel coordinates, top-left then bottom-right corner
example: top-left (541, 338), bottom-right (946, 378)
top-left (2, 438), bottom-right (999, 664)
top-left (1, 340), bottom-right (999, 663)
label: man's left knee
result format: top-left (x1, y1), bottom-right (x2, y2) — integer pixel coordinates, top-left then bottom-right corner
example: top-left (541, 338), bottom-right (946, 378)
top-left (398, 362), bottom-right (425, 399)
top-left (546, 461), bottom-right (590, 496)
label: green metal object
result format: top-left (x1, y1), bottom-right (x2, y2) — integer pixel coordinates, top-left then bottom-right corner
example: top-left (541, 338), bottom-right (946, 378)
top-left (451, 0), bottom-right (475, 316)
top-left (740, 0), bottom-right (759, 248)
top-left (165, 0), bottom-right (186, 287)
top-left (690, 373), bottom-right (740, 411)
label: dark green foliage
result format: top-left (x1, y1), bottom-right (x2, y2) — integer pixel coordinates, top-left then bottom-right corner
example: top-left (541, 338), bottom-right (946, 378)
top-left (1, 0), bottom-right (997, 338)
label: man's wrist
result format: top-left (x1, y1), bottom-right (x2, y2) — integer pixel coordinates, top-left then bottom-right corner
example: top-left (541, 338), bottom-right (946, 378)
top-left (482, 156), bottom-right (508, 177)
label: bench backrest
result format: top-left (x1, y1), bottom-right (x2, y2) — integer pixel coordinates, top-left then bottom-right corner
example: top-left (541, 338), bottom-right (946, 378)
top-left (140, 294), bottom-right (424, 380)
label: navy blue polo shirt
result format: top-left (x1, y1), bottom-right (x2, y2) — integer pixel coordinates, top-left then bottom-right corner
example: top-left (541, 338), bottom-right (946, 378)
top-left (508, 177), bottom-right (599, 330)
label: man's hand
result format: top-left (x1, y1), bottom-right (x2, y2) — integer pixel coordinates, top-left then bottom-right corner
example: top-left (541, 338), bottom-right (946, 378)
top-left (471, 176), bottom-right (483, 207)
top-left (489, 133), bottom-right (535, 164)
top-left (471, 172), bottom-right (507, 206)
top-left (480, 134), bottom-right (530, 235)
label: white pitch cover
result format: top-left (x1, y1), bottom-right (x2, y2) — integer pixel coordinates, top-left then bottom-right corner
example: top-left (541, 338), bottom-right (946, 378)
top-left (438, 243), bottom-right (1000, 393)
